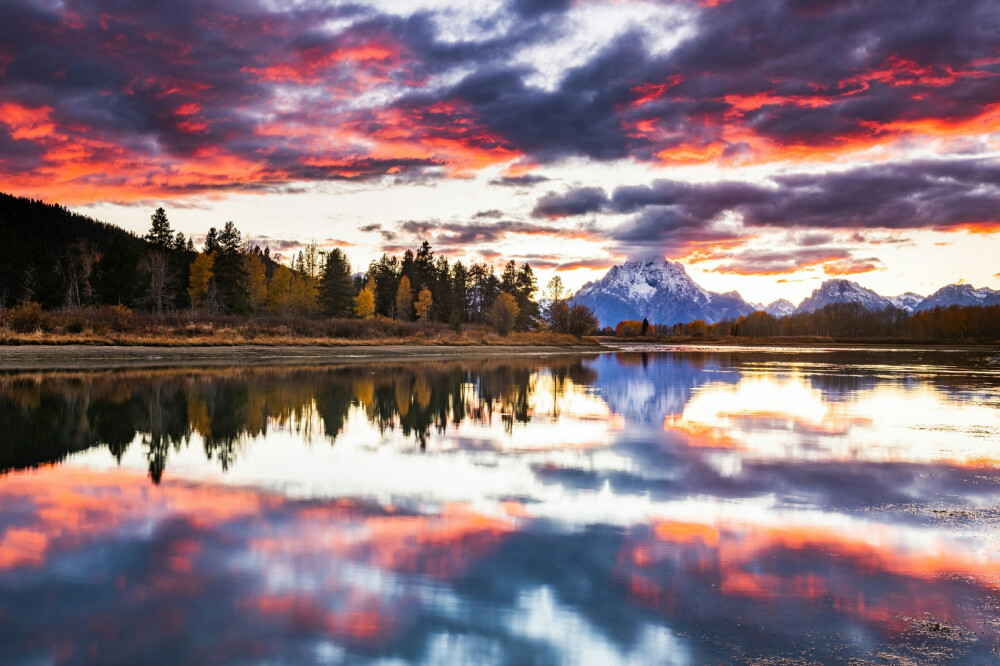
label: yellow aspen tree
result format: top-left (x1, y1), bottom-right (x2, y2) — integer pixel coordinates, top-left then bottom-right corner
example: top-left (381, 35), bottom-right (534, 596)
top-left (414, 286), bottom-right (433, 322)
top-left (244, 254), bottom-right (268, 313)
top-left (187, 252), bottom-right (215, 309)
top-left (395, 275), bottom-right (413, 320)
top-left (354, 277), bottom-right (376, 319)
top-left (268, 265), bottom-right (293, 315)
top-left (487, 292), bottom-right (519, 335)
top-left (291, 273), bottom-right (318, 315)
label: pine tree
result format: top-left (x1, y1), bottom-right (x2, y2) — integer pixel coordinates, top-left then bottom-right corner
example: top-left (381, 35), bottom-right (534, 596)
top-left (319, 248), bottom-right (354, 318)
top-left (212, 221), bottom-right (248, 313)
top-left (145, 208), bottom-right (174, 249)
top-left (93, 235), bottom-right (144, 307)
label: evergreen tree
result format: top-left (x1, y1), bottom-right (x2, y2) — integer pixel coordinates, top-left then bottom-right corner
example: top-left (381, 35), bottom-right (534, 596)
top-left (319, 248), bottom-right (355, 318)
top-left (367, 254), bottom-right (400, 317)
top-left (450, 261), bottom-right (470, 323)
top-left (211, 221), bottom-right (248, 313)
top-left (26, 243), bottom-right (65, 308)
top-left (93, 235), bottom-right (144, 306)
top-left (145, 207), bottom-right (174, 249)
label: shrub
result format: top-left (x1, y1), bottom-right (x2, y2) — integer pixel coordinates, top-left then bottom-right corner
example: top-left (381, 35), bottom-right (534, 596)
top-left (6, 302), bottom-right (44, 333)
top-left (62, 310), bottom-right (88, 334)
top-left (93, 305), bottom-right (135, 333)
top-left (487, 293), bottom-right (520, 335)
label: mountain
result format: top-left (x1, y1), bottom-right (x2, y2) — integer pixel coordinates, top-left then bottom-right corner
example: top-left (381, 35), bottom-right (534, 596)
top-left (886, 292), bottom-right (925, 313)
top-left (794, 279), bottom-right (895, 314)
top-left (764, 299), bottom-right (795, 317)
top-left (571, 258), bottom-right (756, 327)
top-left (915, 284), bottom-right (1000, 311)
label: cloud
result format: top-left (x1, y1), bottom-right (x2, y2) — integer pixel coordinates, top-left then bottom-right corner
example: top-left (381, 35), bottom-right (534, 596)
top-left (1, 0), bottom-right (999, 205)
top-left (710, 248), bottom-right (850, 276)
top-left (822, 257), bottom-right (885, 276)
top-left (489, 174), bottom-right (550, 187)
top-left (500, 253), bottom-right (618, 271)
top-left (396, 218), bottom-right (597, 245)
top-left (532, 187), bottom-right (609, 218)
top-left (535, 157), bottom-right (1000, 255)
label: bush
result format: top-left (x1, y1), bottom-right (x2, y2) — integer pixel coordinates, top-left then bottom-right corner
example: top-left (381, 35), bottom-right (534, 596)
top-left (93, 305), bottom-right (135, 333)
top-left (6, 302), bottom-right (44, 333)
top-left (487, 293), bottom-right (520, 335)
top-left (63, 311), bottom-right (88, 334)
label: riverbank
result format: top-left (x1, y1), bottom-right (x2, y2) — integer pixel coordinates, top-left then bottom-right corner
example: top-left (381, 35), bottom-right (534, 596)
top-left (0, 343), bottom-right (604, 370)
top-left (597, 335), bottom-right (1000, 348)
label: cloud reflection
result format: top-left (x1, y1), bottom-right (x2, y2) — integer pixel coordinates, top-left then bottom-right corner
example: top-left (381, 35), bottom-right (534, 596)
top-left (2, 350), bottom-right (1000, 662)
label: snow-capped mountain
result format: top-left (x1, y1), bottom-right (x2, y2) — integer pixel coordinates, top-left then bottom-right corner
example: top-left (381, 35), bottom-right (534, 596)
top-left (915, 284), bottom-right (1000, 311)
top-left (763, 299), bottom-right (795, 317)
top-left (886, 292), bottom-right (925, 313)
top-left (794, 279), bottom-right (894, 314)
top-left (571, 258), bottom-right (755, 327)
top-left (570, 261), bottom-right (999, 327)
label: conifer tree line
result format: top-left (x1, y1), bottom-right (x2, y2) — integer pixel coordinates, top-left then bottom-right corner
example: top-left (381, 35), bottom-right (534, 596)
top-left (0, 197), bottom-right (599, 335)
top-left (611, 301), bottom-right (1000, 342)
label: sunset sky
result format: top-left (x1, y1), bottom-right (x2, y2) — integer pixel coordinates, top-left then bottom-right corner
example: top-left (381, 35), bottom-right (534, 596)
top-left (1, 0), bottom-right (999, 303)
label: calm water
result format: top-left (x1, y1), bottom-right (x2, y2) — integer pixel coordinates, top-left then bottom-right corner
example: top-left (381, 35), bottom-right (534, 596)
top-left (2, 348), bottom-right (1000, 665)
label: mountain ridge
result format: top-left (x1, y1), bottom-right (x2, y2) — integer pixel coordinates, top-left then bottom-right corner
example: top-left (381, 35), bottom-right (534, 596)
top-left (571, 259), bottom-right (999, 327)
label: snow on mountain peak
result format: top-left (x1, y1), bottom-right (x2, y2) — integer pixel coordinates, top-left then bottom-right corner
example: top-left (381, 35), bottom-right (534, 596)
top-left (794, 279), bottom-right (894, 314)
top-left (572, 258), bottom-right (752, 327)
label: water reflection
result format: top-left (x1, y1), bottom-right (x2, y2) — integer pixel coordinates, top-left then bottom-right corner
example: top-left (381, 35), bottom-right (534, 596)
top-left (0, 359), bottom-right (601, 482)
top-left (2, 349), bottom-right (1000, 664)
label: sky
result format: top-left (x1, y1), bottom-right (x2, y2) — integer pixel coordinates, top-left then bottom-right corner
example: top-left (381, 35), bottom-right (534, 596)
top-left (1, 0), bottom-right (999, 304)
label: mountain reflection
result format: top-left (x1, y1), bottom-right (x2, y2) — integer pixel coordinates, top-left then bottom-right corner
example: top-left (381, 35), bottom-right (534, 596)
top-left (2, 349), bottom-right (1000, 664)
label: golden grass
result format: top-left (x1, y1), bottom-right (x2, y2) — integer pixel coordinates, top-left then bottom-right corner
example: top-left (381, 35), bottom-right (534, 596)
top-left (0, 308), bottom-right (597, 347)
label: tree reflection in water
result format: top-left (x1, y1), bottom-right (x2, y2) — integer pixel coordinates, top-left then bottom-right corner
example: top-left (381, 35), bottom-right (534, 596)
top-left (0, 359), bottom-right (597, 483)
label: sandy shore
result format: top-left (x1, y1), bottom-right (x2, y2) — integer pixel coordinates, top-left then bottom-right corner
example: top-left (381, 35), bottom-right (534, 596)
top-left (0, 344), bottom-right (606, 370)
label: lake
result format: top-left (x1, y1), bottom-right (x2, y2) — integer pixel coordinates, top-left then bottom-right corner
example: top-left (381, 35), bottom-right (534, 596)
top-left (2, 347), bottom-right (1000, 664)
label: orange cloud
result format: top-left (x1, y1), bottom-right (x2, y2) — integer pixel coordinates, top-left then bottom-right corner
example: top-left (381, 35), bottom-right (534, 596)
top-left (822, 257), bottom-right (884, 275)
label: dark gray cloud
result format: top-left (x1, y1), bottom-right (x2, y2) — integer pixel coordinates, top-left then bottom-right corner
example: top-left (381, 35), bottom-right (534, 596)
top-left (532, 158), bottom-right (1000, 255)
top-left (489, 174), bottom-right (551, 187)
top-left (396, 218), bottom-right (595, 245)
top-left (532, 187), bottom-right (609, 218)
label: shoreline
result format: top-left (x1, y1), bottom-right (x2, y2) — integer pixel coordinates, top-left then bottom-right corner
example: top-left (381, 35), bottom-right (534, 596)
top-left (0, 343), bottom-right (605, 370)
top-left (2, 339), bottom-right (996, 371)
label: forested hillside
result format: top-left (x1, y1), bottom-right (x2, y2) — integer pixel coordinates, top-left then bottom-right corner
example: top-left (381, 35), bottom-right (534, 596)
top-left (0, 193), bottom-right (597, 338)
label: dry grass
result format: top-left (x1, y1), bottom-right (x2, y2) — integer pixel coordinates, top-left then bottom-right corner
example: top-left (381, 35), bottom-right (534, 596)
top-left (0, 306), bottom-right (597, 347)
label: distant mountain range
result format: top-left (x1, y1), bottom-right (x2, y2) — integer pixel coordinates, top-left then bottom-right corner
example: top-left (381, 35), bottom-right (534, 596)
top-left (571, 258), bottom-right (1000, 327)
